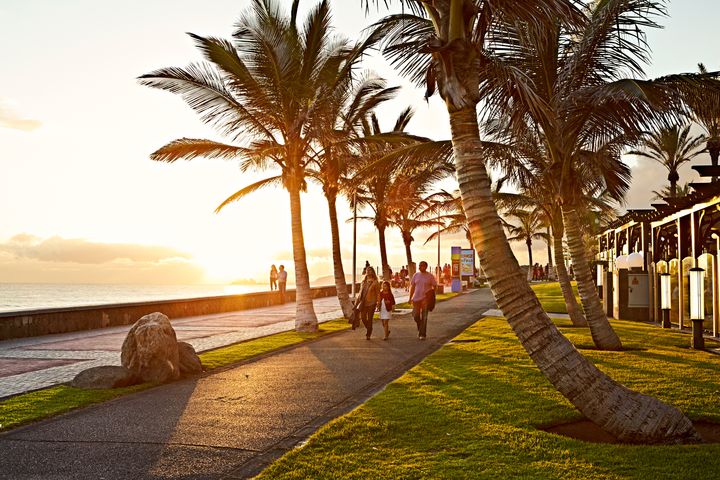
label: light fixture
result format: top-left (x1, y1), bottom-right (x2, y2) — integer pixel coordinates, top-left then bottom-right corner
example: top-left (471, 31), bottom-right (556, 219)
top-left (659, 273), bottom-right (672, 310)
top-left (689, 267), bottom-right (705, 321)
top-left (689, 267), bottom-right (706, 350)
top-left (615, 255), bottom-right (629, 270)
top-left (627, 251), bottom-right (644, 270)
top-left (596, 263), bottom-right (604, 286)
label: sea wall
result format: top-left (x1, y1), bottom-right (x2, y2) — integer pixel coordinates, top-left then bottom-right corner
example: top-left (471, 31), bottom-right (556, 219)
top-left (0, 284), bottom-right (354, 340)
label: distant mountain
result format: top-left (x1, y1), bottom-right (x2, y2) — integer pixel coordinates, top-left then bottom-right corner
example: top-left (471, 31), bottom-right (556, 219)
top-left (312, 274), bottom-right (354, 286)
top-left (230, 278), bottom-right (259, 285)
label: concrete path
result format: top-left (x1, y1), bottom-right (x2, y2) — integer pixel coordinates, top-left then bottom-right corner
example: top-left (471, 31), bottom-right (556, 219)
top-left (0, 289), bottom-right (409, 399)
top-left (0, 288), bottom-right (495, 480)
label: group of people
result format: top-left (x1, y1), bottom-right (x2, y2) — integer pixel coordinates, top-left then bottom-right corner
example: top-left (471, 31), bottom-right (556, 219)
top-left (353, 260), bottom-right (437, 341)
top-left (530, 263), bottom-right (564, 281)
top-left (269, 264), bottom-right (288, 302)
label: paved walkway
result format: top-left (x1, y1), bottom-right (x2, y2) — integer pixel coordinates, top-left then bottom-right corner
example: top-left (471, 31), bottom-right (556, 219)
top-left (0, 290), bottom-right (409, 399)
top-left (0, 289), bottom-right (495, 480)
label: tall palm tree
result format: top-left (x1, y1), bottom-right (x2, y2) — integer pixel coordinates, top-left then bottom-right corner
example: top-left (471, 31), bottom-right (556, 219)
top-left (368, 0), bottom-right (700, 443)
top-left (629, 124), bottom-right (705, 197)
top-left (308, 75), bottom-right (400, 318)
top-left (695, 63), bottom-right (720, 176)
top-left (505, 208), bottom-right (547, 268)
top-left (140, 0), bottom-right (355, 332)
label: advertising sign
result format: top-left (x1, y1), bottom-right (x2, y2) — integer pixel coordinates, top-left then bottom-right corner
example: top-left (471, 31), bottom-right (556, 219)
top-left (460, 249), bottom-right (475, 277)
top-left (451, 246), bottom-right (461, 278)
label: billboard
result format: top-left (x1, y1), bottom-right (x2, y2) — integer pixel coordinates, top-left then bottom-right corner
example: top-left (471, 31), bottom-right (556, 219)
top-left (460, 249), bottom-right (475, 277)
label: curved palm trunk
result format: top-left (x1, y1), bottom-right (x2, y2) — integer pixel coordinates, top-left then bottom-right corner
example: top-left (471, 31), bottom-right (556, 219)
top-left (562, 205), bottom-right (622, 350)
top-left (449, 107), bottom-right (698, 444)
top-left (378, 224), bottom-right (390, 280)
top-left (326, 193), bottom-right (354, 318)
top-left (552, 219), bottom-right (587, 327)
top-left (288, 181), bottom-right (318, 332)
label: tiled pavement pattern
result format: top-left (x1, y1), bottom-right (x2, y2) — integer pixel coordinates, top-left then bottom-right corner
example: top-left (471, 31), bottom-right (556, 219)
top-left (0, 290), bottom-right (409, 399)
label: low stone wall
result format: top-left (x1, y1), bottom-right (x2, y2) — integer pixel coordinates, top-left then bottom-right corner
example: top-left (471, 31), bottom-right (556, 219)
top-left (0, 284), bottom-right (353, 340)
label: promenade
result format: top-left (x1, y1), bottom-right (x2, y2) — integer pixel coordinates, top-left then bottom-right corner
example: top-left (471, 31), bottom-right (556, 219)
top-left (0, 289), bottom-right (495, 480)
top-left (0, 289), bottom-right (406, 399)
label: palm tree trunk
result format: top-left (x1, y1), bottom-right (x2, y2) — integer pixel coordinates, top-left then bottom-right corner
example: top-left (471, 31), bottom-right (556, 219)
top-left (527, 239), bottom-right (533, 266)
top-left (378, 224), bottom-right (390, 280)
top-left (287, 179), bottom-right (318, 332)
top-left (562, 205), bottom-right (622, 350)
top-left (403, 231), bottom-right (413, 267)
top-left (546, 225), bottom-right (553, 267)
top-left (449, 106), bottom-right (698, 443)
top-left (326, 193), bottom-right (354, 318)
top-left (553, 219), bottom-right (587, 327)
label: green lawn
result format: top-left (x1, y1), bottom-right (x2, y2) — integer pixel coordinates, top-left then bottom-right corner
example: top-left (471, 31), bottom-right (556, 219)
top-left (259, 315), bottom-right (720, 479)
top-left (531, 281), bottom-right (580, 314)
top-left (0, 318), bottom-right (350, 432)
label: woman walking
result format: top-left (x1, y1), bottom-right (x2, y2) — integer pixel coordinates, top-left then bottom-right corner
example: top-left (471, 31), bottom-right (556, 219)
top-left (354, 266), bottom-right (380, 340)
top-left (377, 280), bottom-right (395, 340)
top-left (269, 264), bottom-right (278, 291)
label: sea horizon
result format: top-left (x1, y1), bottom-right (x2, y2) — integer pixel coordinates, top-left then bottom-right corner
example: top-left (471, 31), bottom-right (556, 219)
top-left (0, 281), bottom-right (316, 314)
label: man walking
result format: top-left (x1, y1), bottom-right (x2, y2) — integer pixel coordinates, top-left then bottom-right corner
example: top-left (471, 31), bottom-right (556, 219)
top-left (277, 265), bottom-right (288, 303)
top-left (408, 260), bottom-right (437, 340)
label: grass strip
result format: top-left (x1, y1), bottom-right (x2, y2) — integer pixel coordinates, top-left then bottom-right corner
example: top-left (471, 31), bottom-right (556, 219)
top-left (258, 314), bottom-right (720, 479)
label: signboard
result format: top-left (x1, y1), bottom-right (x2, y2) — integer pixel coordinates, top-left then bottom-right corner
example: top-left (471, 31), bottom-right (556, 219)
top-left (628, 273), bottom-right (649, 308)
top-left (451, 246), bottom-right (461, 278)
top-left (460, 249), bottom-right (475, 277)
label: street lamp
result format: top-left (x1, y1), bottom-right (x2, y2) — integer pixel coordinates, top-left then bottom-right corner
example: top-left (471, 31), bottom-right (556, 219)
top-left (659, 272), bottom-right (671, 328)
top-left (352, 189), bottom-right (357, 300)
top-left (689, 267), bottom-right (705, 349)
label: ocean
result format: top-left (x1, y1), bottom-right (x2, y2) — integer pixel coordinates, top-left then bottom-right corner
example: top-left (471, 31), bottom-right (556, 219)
top-left (0, 283), bottom-right (271, 313)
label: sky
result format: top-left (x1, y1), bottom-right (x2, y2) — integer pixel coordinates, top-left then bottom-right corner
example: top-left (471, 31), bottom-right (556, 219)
top-left (1, 0), bottom-right (718, 285)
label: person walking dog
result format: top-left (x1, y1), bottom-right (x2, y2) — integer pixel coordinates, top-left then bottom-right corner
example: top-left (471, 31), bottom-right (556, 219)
top-left (408, 261), bottom-right (437, 340)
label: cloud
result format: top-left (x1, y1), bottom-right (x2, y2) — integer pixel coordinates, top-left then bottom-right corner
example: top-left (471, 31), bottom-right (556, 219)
top-left (0, 234), bottom-right (203, 284)
top-left (0, 99), bottom-right (41, 131)
top-left (1, 234), bottom-right (191, 264)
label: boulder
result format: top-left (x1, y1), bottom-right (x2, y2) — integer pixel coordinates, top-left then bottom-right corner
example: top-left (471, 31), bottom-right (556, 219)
top-left (71, 366), bottom-right (139, 389)
top-left (121, 312), bottom-right (180, 383)
top-left (177, 341), bottom-right (203, 375)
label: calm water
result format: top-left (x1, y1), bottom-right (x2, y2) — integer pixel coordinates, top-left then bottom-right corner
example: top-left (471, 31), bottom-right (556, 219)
top-left (0, 283), bottom-right (270, 313)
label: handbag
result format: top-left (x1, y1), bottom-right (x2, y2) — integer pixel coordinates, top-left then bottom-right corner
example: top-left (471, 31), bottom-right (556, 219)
top-left (426, 287), bottom-right (437, 312)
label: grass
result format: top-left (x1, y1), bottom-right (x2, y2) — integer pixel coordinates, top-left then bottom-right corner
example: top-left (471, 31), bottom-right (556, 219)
top-left (531, 281), bottom-right (580, 314)
top-left (0, 318), bottom-right (350, 432)
top-left (259, 315), bottom-right (720, 479)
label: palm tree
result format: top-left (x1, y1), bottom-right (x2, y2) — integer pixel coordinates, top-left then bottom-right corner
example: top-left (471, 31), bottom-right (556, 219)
top-left (629, 125), bottom-right (705, 197)
top-left (695, 63), bottom-right (720, 177)
top-left (140, 0), bottom-right (356, 332)
top-left (368, 0), bottom-right (700, 443)
top-left (505, 208), bottom-right (547, 268)
top-left (308, 75), bottom-right (400, 318)
top-left (652, 182), bottom-right (693, 201)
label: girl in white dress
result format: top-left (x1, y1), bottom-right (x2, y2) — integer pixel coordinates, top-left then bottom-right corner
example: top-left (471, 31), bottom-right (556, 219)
top-left (377, 281), bottom-right (396, 340)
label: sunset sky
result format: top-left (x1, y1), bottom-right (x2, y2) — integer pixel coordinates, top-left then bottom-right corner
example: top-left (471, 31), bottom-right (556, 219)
top-left (1, 0), bottom-right (719, 285)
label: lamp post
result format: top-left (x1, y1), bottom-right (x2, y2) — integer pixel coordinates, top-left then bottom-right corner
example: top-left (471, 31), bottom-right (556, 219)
top-left (596, 261), bottom-right (607, 299)
top-left (689, 267), bottom-right (706, 349)
top-left (352, 189), bottom-right (357, 300)
top-left (659, 272), bottom-right (671, 328)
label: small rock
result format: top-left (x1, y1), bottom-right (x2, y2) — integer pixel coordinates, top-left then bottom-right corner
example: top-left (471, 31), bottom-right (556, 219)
top-left (177, 341), bottom-right (203, 375)
top-left (71, 366), bottom-right (139, 389)
top-left (121, 312), bottom-right (180, 383)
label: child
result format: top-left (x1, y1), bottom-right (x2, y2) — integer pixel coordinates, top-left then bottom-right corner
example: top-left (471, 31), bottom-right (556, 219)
top-left (377, 281), bottom-right (396, 340)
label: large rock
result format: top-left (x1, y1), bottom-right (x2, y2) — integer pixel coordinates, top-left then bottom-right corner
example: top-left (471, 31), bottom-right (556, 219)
top-left (71, 366), bottom-right (139, 389)
top-left (121, 312), bottom-right (180, 383)
top-left (178, 341), bottom-right (203, 375)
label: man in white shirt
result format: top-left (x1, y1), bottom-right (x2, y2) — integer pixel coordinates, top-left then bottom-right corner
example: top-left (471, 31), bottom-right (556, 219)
top-left (277, 265), bottom-right (288, 303)
top-left (408, 261), bottom-right (437, 340)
